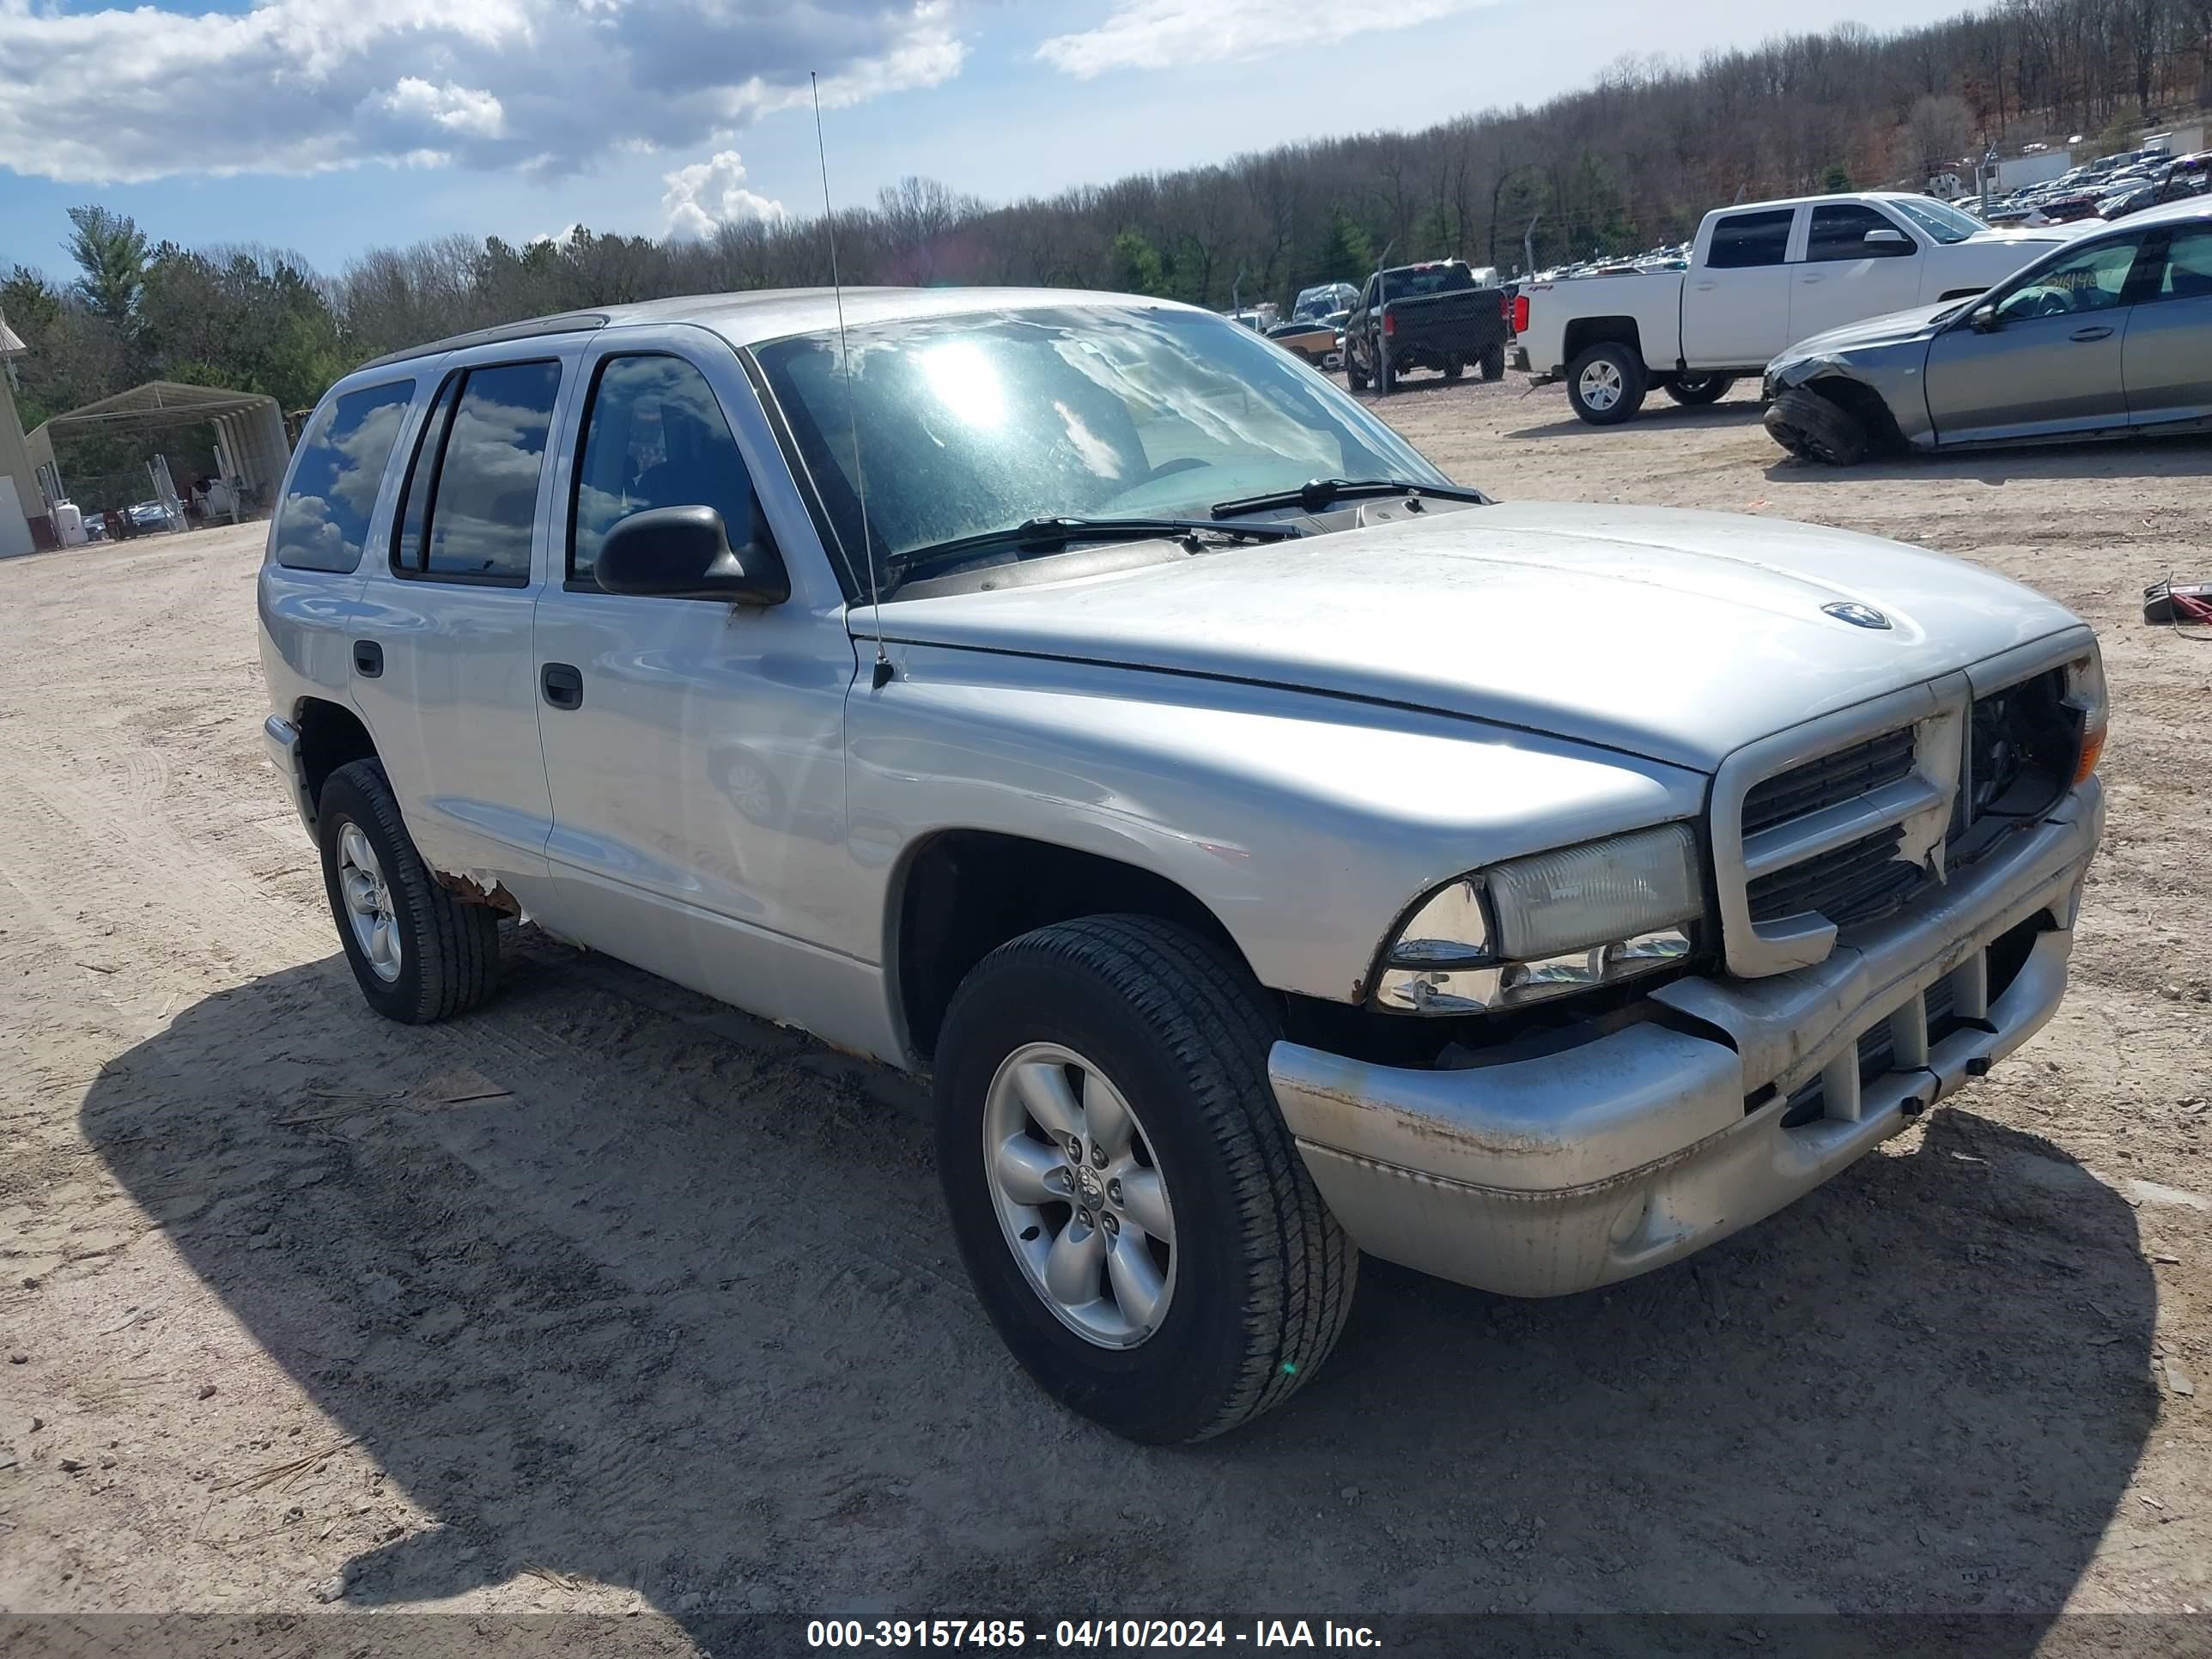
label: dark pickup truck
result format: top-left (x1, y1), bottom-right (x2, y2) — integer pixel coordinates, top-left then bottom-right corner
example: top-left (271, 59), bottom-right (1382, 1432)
top-left (1344, 259), bottom-right (1510, 392)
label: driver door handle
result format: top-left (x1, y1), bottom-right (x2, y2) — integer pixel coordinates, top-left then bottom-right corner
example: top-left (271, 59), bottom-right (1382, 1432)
top-left (540, 662), bottom-right (584, 710)
top-left (2069, 325), bottom-right (2115, 342)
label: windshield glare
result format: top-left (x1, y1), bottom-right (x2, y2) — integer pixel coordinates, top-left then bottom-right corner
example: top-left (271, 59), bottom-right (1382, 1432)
top-left (753, 305), bottom-right (1450, 592)
top-left (1891, 198), bottom-right (1978, 243)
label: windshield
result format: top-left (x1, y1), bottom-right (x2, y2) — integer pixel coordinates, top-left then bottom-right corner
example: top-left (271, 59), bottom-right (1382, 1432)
top-left (752, 305), bottom-right (1450, 597)
top-left (1890, 198), bottom-right (1979, 244)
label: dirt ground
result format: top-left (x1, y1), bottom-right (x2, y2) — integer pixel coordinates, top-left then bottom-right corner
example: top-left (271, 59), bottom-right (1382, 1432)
top-left (2, 379), bottom-right (2207, 1650)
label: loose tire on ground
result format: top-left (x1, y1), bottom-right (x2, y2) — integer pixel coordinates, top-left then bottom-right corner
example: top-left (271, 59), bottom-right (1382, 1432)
top-left (1479, 343), bottom-right (1505, 380)
top-left (1664, 373), bottom-right (1735, 407)
top-left (1764, 386), bottom-right (1872, 466)
top-left (1565, 342), bottom-right (1646, 425)
top-left (318, 758), bottom-right (501, 1024)
top-left (933, 915), bottom-right (1357, 1444)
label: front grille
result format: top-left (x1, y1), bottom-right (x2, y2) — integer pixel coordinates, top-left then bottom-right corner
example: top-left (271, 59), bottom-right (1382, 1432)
top-left (1747, 823), bottom-right (1924, 928)
top-left (1743, 727), bottom-right (1917, 839)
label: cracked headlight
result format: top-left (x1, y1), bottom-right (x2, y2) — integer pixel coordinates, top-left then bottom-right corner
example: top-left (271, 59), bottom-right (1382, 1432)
top-left (1374, 824), bottom-right (1704, 1016)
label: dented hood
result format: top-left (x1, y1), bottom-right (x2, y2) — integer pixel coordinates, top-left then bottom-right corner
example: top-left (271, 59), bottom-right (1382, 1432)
top-left (862, 501), bottom-right (2084, 772)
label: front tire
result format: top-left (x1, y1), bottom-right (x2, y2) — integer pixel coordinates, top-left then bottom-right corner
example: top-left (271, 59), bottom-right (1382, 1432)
top-left (1565, 342), bottom-right (1646, 424)
top-left (934, 915), bottom-right (1356, 1444)
top-left (318, 758), bottom-right (501, 1024)
top-left (1764, 386), bottom-right (1871, 466)
top-left (1345, 349), bottom-right (1370, 392)
top-left (1664, 373), bottom-right (1735, 406)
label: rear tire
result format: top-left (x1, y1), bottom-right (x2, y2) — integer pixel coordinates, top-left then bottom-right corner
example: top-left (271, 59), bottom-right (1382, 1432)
top-left (1442, 356), bottom-right (1465, 383)
top-left (1764, 387), bottom-right (1872, 466)
top-left (1378, 350), bottom-right (1398, 394)
top-left (1565, 342), bottom-right (1646, 425)
top-left (1479, 343), bottom-right (1506, 380)
top-left (1664, 373), bottom-right (1735, 406)
top-left (318, 758), bottom-right (501, 1024)
top-left (934, 915), bottom-right (1357, 1444)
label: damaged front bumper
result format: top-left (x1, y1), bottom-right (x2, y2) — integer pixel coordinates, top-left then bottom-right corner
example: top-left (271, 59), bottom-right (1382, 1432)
top-left (1268, 779), bottom-right (2103, 1297)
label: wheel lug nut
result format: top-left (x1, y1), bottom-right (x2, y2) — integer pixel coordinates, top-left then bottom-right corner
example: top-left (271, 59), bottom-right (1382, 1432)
top-left (1102, 1212), bottom-right (1119, 1237)
top-left (1107, 1178), bottom-right (1122, 1203)
top-left (1077, 1208), bottom-right (1092, 1228)
top-left (1066, 1137), bottom-right (1083, 1161)
top-left (1091, 1146), bottom-right (1108, 1170)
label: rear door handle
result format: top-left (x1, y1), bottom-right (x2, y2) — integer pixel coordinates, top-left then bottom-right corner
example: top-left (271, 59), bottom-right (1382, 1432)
top-left (1799, 275), bottom-right (1822, 284)
top-left (352, 640), bottom-right (383, 678)
top-left (2069, 325), bottom-right (2114, 341)
top-left (540, 662), bottom-right (584, 710)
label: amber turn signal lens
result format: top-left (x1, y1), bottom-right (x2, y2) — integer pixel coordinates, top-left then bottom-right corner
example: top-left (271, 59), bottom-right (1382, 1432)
top-left (2074, 724), bottom-right (2106, 785)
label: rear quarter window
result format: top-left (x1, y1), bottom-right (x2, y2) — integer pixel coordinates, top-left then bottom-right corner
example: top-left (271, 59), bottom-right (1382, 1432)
top-left (272, 380), bottom-right (416, 572)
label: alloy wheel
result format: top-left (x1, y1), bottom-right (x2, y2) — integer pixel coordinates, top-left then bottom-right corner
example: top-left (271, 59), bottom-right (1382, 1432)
top-left (981, 1043), bottom-right (1177, 1348)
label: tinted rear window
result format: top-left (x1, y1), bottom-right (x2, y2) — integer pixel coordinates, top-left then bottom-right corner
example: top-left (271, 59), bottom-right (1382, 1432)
top-left (272, 380), bottom-right (415, 572)
top-left (1705, 210), bottom-right (1796, 269)
top-left (1382, 265), bottom-right (1477, 301)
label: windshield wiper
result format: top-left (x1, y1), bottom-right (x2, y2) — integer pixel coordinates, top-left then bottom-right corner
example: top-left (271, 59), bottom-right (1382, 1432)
top-left (1211, 477), bottom-right (1492, 518)
top-left (884, 515), bottom-right (1302, 586)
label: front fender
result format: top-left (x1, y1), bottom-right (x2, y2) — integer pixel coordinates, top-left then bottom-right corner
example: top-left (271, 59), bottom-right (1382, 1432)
top-left (1768, 339), bottom-right (1940, 448)
top-left (844, 649), bottom-right (1705, 1004)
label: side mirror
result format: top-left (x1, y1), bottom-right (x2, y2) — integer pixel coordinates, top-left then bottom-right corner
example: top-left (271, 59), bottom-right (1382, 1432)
top-left (1970, 303), bottom-right (2002, 333)
top-left (593, 505), bottom-right (790, 605)
top-left (1863, 228), bottom-right (1911, 250)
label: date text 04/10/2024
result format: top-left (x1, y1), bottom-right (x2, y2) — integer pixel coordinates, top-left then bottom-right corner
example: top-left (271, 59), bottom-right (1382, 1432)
top-left (804, 1620), bottom-right (1382, 1648)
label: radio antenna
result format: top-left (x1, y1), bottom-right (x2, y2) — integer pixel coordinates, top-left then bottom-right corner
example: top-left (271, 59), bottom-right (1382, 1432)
top-left (811, 70), bottom-right (890, 689)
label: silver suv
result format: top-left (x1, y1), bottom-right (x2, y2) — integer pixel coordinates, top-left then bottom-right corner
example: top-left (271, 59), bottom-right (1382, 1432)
top-left (258, 289), bottom-right (2106, 1442)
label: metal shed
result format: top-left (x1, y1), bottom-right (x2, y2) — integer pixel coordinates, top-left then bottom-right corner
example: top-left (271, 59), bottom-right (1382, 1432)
top-left (24, 380), bottom-right (292, 518)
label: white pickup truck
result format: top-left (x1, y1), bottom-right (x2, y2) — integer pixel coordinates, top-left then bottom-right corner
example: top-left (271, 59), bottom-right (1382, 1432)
top-left (1512, 193), bottom-right (2080, 423)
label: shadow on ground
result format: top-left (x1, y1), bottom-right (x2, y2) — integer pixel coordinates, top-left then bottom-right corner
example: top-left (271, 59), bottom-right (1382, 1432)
top-left (1504, 399), bottom-right (1768, 441)
top-left (1762, 433), bottom-right (2212, 487)
top-left (83, 945), bottom-right (2157, 1638)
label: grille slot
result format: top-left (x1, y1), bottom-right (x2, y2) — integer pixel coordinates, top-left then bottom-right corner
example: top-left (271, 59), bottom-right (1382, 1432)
top-left (1742, 727), bottom-right (1917, 839)
top-left (1746, 823), bottom-right (1923, 928)
top-left (1773, 944), bottom-right (1982, 1127)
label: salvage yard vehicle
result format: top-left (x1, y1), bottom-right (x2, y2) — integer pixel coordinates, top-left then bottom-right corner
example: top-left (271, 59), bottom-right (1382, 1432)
top-left (1513, 192), bottom-right (2079, 423)
top-left (1765, 197), bottom-right (2212, 465)
top-left (260, 287), bottom-right (2107, 1443)
top-left (1266, 309), bottom-right (1348, 368)
top-left (1344, 258), bottom-right (1510, 391)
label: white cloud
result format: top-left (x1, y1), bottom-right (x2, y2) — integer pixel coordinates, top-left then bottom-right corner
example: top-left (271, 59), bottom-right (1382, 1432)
top-left (1036, 0), bottom-right (1495, 78)
top-left (0, 0), bottom-right (965, 184)
top-left (661, 151), bottom-right (787, 238)
top-left (381, 78), bottom-right (507, 141)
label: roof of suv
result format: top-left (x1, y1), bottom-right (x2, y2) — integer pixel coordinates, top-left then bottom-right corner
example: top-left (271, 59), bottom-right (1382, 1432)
top-left (358, 285), bottom-right (1189, 369)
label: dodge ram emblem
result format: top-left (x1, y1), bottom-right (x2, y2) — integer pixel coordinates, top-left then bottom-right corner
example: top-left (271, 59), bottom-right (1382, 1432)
top-left (1822, 601), bottom-right (1892, 630)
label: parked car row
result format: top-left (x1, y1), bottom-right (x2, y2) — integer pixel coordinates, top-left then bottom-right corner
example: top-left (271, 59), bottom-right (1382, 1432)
top-left (1981, 148), bottom-right (2191, 225)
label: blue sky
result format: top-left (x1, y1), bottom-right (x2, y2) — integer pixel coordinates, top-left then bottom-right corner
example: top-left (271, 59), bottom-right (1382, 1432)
top-left (2, 0), bottom-right (1956, 280)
